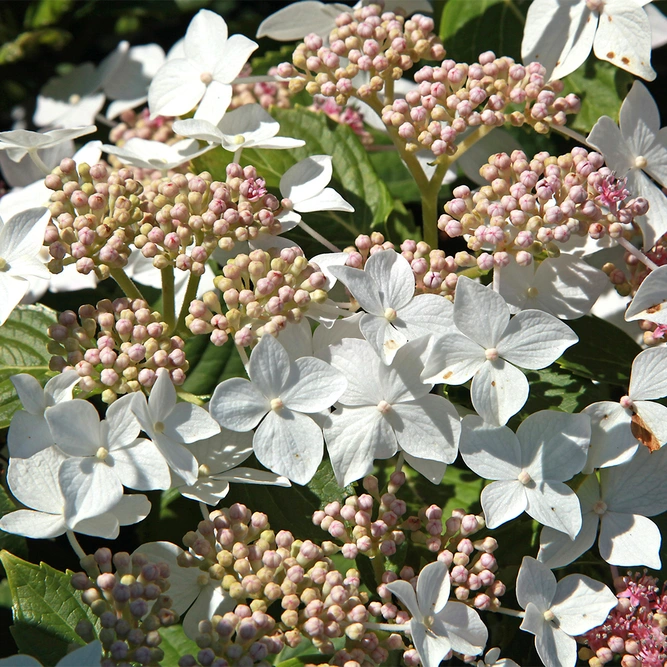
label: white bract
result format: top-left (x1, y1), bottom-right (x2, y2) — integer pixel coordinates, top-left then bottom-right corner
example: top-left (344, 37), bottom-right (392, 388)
top-left (497, 256), bottom-right (607, 319)
top-left (385, 560), bottom-right (488, 666)
top-left (209, 334), bottom-right (347, 485)
top-left (148, 9), bottom-right (257, 118)
top-left (588, 81), bottom-right (667, 249)
top-left (174, 429), bottom-right (290, 506)
top-left (8, 370), bottom-right (79, 458)
top-left (0, 447), bottom-right (151, 540)
top-left (277, 155), bottom-right (354, 233)
top-left (173, 103), bottom-right (305, 157)
top-left (0, 126), bottom-right (96, 166)
top-left (582, 346), bottom-right (667, 472)
top-left (625, 263), bottom-right (667, 324)
top-left (102, 137), bottom-right (211, 172)
top-left (45, 395), bottom-right (171, 525)
top-left (324, 338), bottom-right (460, 485)
top-left (422, 277), bottom-right (578, 425)
top-left (476, 648), bottom-right (519, 667)
top-left (0, 640), bottom-right (102, 667)
top-left (131, 370), bottom-right (221, 486)
top-left (516, 557), bottom-right (617, 667)
top-left (460, 411), bottom-right (590, 537)
top-left (538, 446), bottom-right (667, 569)
top-left (135, 541), bottom-right (234, 640)
top-left (329, 249), bottom-right (456, 363)
top-left (0, 207), bottom-right (52, 326)
top-left (522, 0), bottom-right (655, 81)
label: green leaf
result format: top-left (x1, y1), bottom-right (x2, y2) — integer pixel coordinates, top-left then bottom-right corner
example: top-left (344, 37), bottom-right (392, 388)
top-left (556, 315), bottom-right (641, 387)
top-left (250, 45), bottom-right (297, 75)
top-left (0, 550), bottom-right (98, 666)
top-left (0, 28), bottom-right (71, 64)
top-left (0, 486), bottom-right (28, 570)
top-left (0, 304), bottom-right (57, 430)
top-left (182, 335), bottom-right (246, 397)
top-left (564, 59), bottom-right (634, 133)
top-left (24, 0), bottom-right (73, 28)
top-left (0, 578), bottom-right (12, 608)
top-left (439, 0), bottom-right (526, 63)
top-left (159, 625), bottom-right (200, 667)
top-left (194, 106), bottom-right (395, 253)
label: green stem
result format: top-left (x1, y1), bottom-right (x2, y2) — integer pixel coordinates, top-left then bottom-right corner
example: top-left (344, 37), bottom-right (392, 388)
top-left (176, 390), bottom-right (205, 406)
top-left (494, 606), bottom-right (525, 619)
top-left (551, 123), bottom-right (592, 148)
top-left (161, 266), bottom-right (176, 332)
top-left (174, 271), bottom-right (201, 336)
top-left (421, 188), bottom-right (439, 248)
top-left (109, 268), bottom-right (145, 301)
top-left (452, 124), bottom-right (496, 161)
top-left (365, 622), bottom-right (410, 633)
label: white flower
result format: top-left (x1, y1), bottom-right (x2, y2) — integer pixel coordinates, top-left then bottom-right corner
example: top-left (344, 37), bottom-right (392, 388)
top-left (148, 9), bottom-right (257, 118)
top-left (8, 370), bottom-right (80, 459)
top-left (0, 126), bottom-right (96, 165)
top-left (209, 333), bottom-right (347, 485)
top-left (101, 137), bottom-right (211, 172)
top-left (134, 541), bottom-right (234, 640)
top-left (0, 640), bottom-right (103, 667)
top-left (0, 207), bottom-right (52, 326)
top-left (329, 249), bottom-right (456, 363)
top-left (422, 277), bottom-right (578, 425)
top-left (173, 103), bottom-right (305, 156)
top-left (516, 557), bottom-right (617, 667)
top-left (0, 138), bottom-right (74, 188)
top-left (582, 346), bottom-right (667, 472)
top-left (625, 263), bottom-right (667, 324)
top-left (497, 256), bottom-right (607, 319)
top-left (174, 429), bottom-right (290, 505)
top-left (538, 446), bottom-right (667, 569)
top-left (521, 0), bottom-right (655, 82)
top-left (45, 395), bottom-right (172, 525)
top-left (324, 337), bottom-right (460, 485)
top-left (131, 370), bottom-right (221, 486)
top-left (277, 155), bottom-right (354, 233)
top-left (0, 447), bottom-right (151, 540)
top-left (588, 81), bottom-right (667, 249)
top-left (460, 410), bottom-right (590, 537)
top-left (385, 560), bottom-right (488, 666)
top-left (476, 647), bottom-right (519, 667)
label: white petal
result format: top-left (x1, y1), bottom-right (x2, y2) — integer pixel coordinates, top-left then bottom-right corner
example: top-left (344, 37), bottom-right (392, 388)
top-left (403, 452), bottom-right (447, 484)
top-left (0, 509), bottom-right (65, 539)
top-left (6, 447), bottom-right (65, 512)
top-left (396, 293), bottom-right (456, 339)
top-left (282, 356), bottom-right (347, 412)
top-left (359, 314), bottom-right (408, 364)
top-left (416, 561), bottom-right (450, 615)
top-left (184, 9), bottom-right (229, 71)
top-left (551, 574), bottom-right (617, 636)
top-left (253, 409), bottom-right (323, 485)
top-left (105, 393), bottom-right (141, 448)
top-left (328, 265), bottom-right (383, 315)
top-left (0, 207), bottom-right (51, 261)
top-left (163, 402), bottom-right (220, 444)
top-left (519, 601), bottom-right (545, 638)
top-left (629, 346), bottom-right (667, 399)
top-left (384, 580), bottom-right (421, 620)
top-left (153, 434), bottom-right (199, 487)
top-left (620, 81), bottom-right (661, 158)
top-left (627, 169), bottom-right (667, 250)
top-left (534, 624), bottom-right (577, 667)
top-left (454, 277), bottom-right (509, 348)
top-left (587, 115), bottom-right (634, 176)
top-left (582, 401), bottom-right (636, 473)
top-left (410, 621), bottom-right (452, 667)
top-left (365, 250), bottom-right (416, 310)
top-left (256, 2), bottom-right (341, 40)
top-left (470, 359), bottom-right (528, 426)
top-left (421, 332), bottom-right (485, 385)
top-left (497, 310), bottom-right (578, 369)
top-left (111, 493), bottom-right (152, 526)
top-left (7, 411), bottom-right (54, 458)
top-left (324, 406), bottom-right (397, 486)
top-left (599, 511), bottom-right (662, 568)
top-left (182, 584), bottom-right (233, 640)
top-left (459, 416), bottom-right (522, 480)
top-left (516, 557), bottom-right (556, 612)
top-left (594, 0), bottom-right (655, 80)
top-left (110, 438), bottom-right (171, 490)
top-left (624, 264), bottom-right (667, 323)
top-left (328, 338), bottom-right (384, 405)
top-left (538, 513), bottom-right (600, 569)
top-left (434, 601), bottom-right (488, 656)
top-left (212, 35), bottom-right (258, 84)
top-left (44, 369), bottom-right (80, 405)
top-left (634, 399), bottom-right (667, 447)
top-left (193, 81), bottom-right (233, 122)
top-left (549, 5), bottom-right (597, 81)
top-left (518, 410), bottom-right (590, 482)
top-left (46, 399), bottom-right (101, 455)
top-left (525, 482), bottom-right (582, 538)
top-left (56, 641), bottom-right (103, 667)
top-left (147, 59), bottom-right (205, 117)
top-left (248, 333), bottom-right (291, 397)
top-left (10, 373), bottom-right (45, 414)
top-left (280, 155), bottom-right (333, 203)
top-left (383, 336), bottom-right (434, 402)
top-left (188, 429), bottom-right (254, 474)
top-left (148, 369), bottom-right (177, 423)
top-left (172, 118), bottom-right (224, 144)
top-left (293, 187), bottom-right (354, 214)
top-left (481, 480), bottom-right (527, 529)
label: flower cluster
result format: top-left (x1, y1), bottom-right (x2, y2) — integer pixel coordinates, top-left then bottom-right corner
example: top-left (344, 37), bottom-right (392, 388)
top-left (438, 149), bottom-right (649, 269)
top-left (584, 572), bottom-right (667, 667)
top-left (47, 297), bottom-right (187, 402)
top-left (229, 64), bottom-right (292, 112)
top-left (280, 6), bottom-right (444, 105)
top-left (311, 95), bottom-right (373, 146)
top-left (72, 547), bottom-right (179, 667)
top-left (383, 54), bottom-right (580, 156)
top-left (187, 247), bottom-right (329, 346)
top-left (109, 108), bottom-right (178, 150)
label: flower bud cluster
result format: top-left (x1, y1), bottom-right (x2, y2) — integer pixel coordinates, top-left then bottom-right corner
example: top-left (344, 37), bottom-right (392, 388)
top-left (230, 64), bottom-right (292, 112)
top-left (45, 159), bottom-right (144, 278)
top-left (47, 297), bottom-right (187, 403)
top-left (438, 149), bottom-right (649, 269)
top-left (279, 6), bottom-right (444, 106)
top-left (135, 165), bottom-right (287, 274)
top-left (178, 605), bottom-right (284, 667)
top-left (71, 547), bottom-right (178, 667)
top-left (382, 55), bottom-right (579, 156)
top-left (311, 95), bottom-right (373, 146)
top-left (187, 247), bottom-right (329, 347)
top-left (109, 108), bottom-right (178, 149)
top-left (583, 572), bottom-right (667, 667)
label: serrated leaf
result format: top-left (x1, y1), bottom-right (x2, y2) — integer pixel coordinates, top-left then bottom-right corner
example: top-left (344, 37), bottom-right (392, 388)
top-left (564, 59), bottom-right (634, 133)
top-left (182, 336), bottom-right (246, 397)
top-left (159, 625), bottom-right (199, 667)
top-left (0, 550), bottom-right (98, 665)
top-left (439, 0), bottom-right (526, 63)
top-left (194, 106), bottom-right (395, 254)
top-left (556, 315), bottom-right (641, 386)
top-left (0, 304), bottom-right (57, 430)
